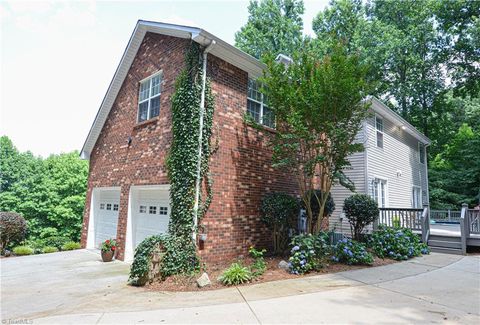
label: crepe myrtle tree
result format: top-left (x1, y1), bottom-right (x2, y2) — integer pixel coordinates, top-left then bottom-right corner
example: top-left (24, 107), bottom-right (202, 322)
top-left (261, 41), bottom-right (371, 234)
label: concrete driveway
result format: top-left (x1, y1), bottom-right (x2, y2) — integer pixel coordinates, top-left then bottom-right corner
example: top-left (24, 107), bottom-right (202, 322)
top-left (1, 250), bottom-right (479, 324)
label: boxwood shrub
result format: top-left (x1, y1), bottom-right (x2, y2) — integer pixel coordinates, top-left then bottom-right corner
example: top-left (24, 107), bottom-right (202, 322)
top-left (368, 225), bottom-right (430, 260)
top-left (13, 245), bottom-right (34, 256)
top-left (61, 241), bottom-right (81, 251)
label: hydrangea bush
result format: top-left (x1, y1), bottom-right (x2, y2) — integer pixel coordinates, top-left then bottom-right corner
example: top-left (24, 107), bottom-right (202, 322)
top-left (331, 238), bottom-right (374, 265)
top-left (368, 225), bottom-right (430, 260)
top-left (288, 233), bottom-right (329, 274)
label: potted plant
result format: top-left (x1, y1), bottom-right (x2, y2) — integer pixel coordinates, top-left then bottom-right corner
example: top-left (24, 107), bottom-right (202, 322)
top-left (101, 238), bottom-right (117, 262)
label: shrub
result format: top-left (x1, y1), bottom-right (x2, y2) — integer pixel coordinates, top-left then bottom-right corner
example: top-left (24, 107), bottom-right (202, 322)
top-left (61, 241), bottom-right (81, 251)
top-left (249, 246), bottom-right (267, 277)
top-left (43, 236), bottom-right (70, 250)
top-left (0, 212), bottom-right (27, 253)
top-left (260, 192), bottom-right (299, 254)
top-left (129, 235), bottom-right (199, 286)
top-left (24, 239), bottom-right (45, 254)
top-left (219, 263), bottom-right (252, 286)
top-left (42, 246), bottom-right (59, 253)
top-left (302, 190), bottom-right (335, 232)
top-left (368, 225), bottom-right (430, 260)
top-left (288, 233), bottom-right (329, 274)
top-left (343, 194), bottom-right (379, 240)
top-left (13, 245), bottom-right (34, 256)
top-left (331, 238), bottom-right (374, 265)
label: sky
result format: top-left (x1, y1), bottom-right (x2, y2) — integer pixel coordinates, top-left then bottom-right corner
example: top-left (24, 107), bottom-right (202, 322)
top-left (0, 0), bottom-right (328, 157)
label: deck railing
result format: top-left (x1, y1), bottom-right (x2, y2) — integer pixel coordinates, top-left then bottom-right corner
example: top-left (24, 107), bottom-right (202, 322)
top-left (376, 208), bottom-right (424, 231)
top-left (430, 210), bottom-right (462, 223)
top-left (468, 209), bottom-right (480, 235)
top-left (375, 206), bottom-right (430, 243)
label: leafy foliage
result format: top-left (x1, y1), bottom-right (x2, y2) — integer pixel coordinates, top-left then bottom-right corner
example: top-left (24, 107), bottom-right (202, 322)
top-left (288, 233), bottom-right (329, 274)
top-left (42, 246), bottom-right (59, 254)
top-left (13, 246), bottom-right (34, 256)
top-left (248, 246), bottom-right (267, 277)
top-left (343, 194), bottom-right (379, 241)
top-left (0, 211), bottom-right (27, 252)
top-left (219, 262), bottom-right (253, 286)
top-left (61, 241), bottom-right (81, 251)
top-left (301, 190), bottom-right (336, 233)
top-left (167, 42), bottom-right (215, 242)
top-left (368, 225), bottom-right (430, 260)
top-left (262, 42), bottom-right (370, 234)
top-left (129, 235), bottom-right (199, 286)
top-left (429, 124), bottom-right (480, 208)
top-left (0, 136), bottom-right (88, 241)
top-left (235, 0), bottom-right (305, 59)
top-left (331, 238), bottom-right (373, 265)
top-left (42, 236), bottom-right (70, 250)
top-left (260, 192), bottom-right (299, 253)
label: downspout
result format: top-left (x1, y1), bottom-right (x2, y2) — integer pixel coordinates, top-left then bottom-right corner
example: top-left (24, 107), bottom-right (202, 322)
top-left (193, 40), bottom-right (216, 240)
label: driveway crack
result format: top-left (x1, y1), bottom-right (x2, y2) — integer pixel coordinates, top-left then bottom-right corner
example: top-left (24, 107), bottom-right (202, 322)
top-left (236, 286), bottom-right (262, 324)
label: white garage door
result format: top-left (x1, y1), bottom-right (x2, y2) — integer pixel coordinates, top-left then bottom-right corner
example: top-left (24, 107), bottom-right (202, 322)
top-left (94, 190), bottom-right (120, 248)
top-left (133, 188), bottom-right (170, 248)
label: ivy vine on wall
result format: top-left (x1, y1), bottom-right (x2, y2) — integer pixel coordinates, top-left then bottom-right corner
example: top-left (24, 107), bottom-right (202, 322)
top-left (129, 42), bottom-right (216, 284)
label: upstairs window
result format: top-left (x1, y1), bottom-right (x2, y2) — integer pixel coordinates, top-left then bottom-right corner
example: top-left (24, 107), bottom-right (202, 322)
top-left (247, 78), bottom-right (275, 128)
top-left (138, 72), bottom-right (162, 123)
top-left (375, 116), bottom-right (384, 148)
top-left (418, 142), bottom-right (425, 164)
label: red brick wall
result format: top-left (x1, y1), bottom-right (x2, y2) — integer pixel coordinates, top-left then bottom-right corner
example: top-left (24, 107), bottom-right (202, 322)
top-left (81, 32), bottom-right (300, 262)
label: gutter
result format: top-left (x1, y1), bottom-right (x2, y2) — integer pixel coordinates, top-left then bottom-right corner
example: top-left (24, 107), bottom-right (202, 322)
top-left (193, 40), bottom-right (216, 240)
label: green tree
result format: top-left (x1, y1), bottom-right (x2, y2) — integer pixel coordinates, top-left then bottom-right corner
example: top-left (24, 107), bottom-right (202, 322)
top-left (429, 124), bottom-right (480, 209)
top-left (261, 42), bottom-right (371, 233)
top-left (0, 136), bottom-right (88, 240)
top-left (235, 0), bottom-right (305, 59)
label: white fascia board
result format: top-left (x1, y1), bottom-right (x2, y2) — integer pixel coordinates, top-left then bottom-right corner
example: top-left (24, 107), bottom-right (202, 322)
top-left (370, 97), bottom-right (431, 145)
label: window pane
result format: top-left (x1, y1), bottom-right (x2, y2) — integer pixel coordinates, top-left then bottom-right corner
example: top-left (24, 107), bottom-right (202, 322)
top-left (376, 131), bottom-right (383, 148)
top-left (159, 206), bottom-right (168, 215)
top-left (376, 117), bottom-right (383, 132)
top-left (139, 205), bottom-right (146, 213)
top-left (247, 100), bottom-right (261, 122)
top-left (419, 144), bottom-right (425, 163)
top-left (139, 81), bottom-right (150, 102)
top-left (149, 206), bottom-right (157, 214)
top-left (262, 106), bottom-right (275, 128)
top-left (151, 75), bottom-right (161, 96)
top-left (247, 78), bottom-right (262, 102)
top-left (138, 101), bottom-right (148, 122)
top-left (150, 96), bottom-right (160, 118)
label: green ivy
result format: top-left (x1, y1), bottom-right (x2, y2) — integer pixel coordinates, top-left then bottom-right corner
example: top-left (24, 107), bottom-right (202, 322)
top-left (129, 234), bottom-right (199, 286)
top-left (129, 42), bottom-right (215, 285)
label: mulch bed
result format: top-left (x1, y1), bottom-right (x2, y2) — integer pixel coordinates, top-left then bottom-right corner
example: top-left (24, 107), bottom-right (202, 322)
top-left (146, 256), bottom-right (397, 292)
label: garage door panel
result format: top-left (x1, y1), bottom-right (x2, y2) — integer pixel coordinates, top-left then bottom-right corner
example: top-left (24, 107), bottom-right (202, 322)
top-left (94, 194), bottom-right (120, 248)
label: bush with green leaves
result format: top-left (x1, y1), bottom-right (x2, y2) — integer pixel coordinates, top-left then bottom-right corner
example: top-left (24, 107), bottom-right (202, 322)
top-left (288, 233), bottom-right (329, 274)
top-left (219, 262), bottom-right (252, 286)
top-left (331, 238), bottom-right (374, 265)
top-left (260, 192), bottom-right (299, 253)
top-left (368, 225), bottom-right (430, 260)
top-left (43, 236), bottom-right (70, 250)
top-left (0, 211), bottom-right (27, 253)
top-left (13, 245), bottom-right (34, 256)
top-left (129, 234), bottom-right (199, 286)
top-left (249, 246), bottom-right (267, 277)
top-left (343, 194), bottom-right (379, 240)
top-left (42, 246), bottom-right (59, 253)
top-left (61, 241), bottom-right (81, 251)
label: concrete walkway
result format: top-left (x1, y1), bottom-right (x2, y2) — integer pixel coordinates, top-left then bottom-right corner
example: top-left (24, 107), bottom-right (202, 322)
top-left (1, 250), bottom-right (479, 324)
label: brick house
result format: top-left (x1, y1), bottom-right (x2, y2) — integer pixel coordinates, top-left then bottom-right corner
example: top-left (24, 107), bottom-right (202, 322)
top-left (80, 21), bottom-right (430, 262)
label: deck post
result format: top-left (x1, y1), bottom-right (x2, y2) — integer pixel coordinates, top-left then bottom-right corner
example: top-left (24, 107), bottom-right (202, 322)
top-left (421, 204), bottom-right (430, 243)
top-left (460, 203), bottom-right (468, 255)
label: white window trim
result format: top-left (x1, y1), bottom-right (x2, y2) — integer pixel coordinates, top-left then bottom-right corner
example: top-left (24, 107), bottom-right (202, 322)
top-left (412, 185), bottom-right (422, 208)
top-left (371, 176), bottom-right (389, 208)
top-left (375, 115), bottom-right (384, 149)
top-left (137, 70), bottom-right (163, 123)
top-left (247, 78), bottom-right (274, 128)
top-left (418, 142), bottom-right (425, 164)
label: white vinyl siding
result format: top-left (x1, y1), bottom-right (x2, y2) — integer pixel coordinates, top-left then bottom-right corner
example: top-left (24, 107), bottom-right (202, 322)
top-left (138, 71), bottom-right (162, 122)
top-left (365, 102), bottom-right (429, 209)
top-left (247, 78), bottom-right (275, 128)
